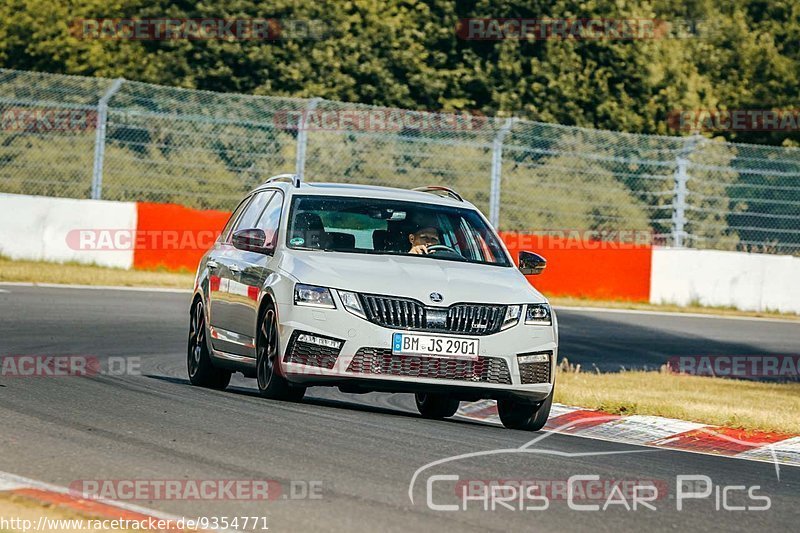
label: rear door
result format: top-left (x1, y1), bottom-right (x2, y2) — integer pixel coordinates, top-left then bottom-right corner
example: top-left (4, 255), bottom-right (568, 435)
top-left (207, 195), bottom-right (251, 337)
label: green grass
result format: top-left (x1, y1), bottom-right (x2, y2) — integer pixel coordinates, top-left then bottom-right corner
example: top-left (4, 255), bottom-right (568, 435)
top-left (555, 362), bottom-right (800, 434)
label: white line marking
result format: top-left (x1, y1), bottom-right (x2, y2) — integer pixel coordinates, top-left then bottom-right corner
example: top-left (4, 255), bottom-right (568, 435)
top-left (555, 305), bottom-right (799, 324)
top-left (0, 282), bottom-right (191, 294)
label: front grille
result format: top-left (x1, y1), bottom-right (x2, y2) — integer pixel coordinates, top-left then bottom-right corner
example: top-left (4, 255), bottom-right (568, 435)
top-left (361, 294), bottom-right (426, 329)
top-left (360, 294), bottom-right (506, 336)
top-left (347, 348), bottom-right (512, 385)
top-left (283, 331), bottom-right (340, 369)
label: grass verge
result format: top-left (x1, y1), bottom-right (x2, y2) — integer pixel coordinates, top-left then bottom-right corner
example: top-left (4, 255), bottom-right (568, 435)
top-left (555, 363), bottom-right (800, 434)
top-left (549, 295), bottom-right (798, 320)
top-left (0, 257), bottom-right (193, 289)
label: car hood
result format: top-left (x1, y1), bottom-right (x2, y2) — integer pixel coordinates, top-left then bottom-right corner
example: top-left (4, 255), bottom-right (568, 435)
top-left (276, 250), bottom-right (546, 305)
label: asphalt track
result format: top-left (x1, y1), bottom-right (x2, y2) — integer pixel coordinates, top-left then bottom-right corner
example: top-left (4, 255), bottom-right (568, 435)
top-left (0, 284), bottom-right (798, 532)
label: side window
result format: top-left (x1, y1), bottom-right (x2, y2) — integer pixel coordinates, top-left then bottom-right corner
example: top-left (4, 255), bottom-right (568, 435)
top-left (232, 191), bottom-right (274, 236)
top-left (255, 192), bottom-right (284, 246)
top-left (219, 196), bottom-right (253, 243)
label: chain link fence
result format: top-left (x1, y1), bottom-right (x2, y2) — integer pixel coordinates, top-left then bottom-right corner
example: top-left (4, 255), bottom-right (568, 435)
top-left (1, 68), bottom-right (799, 254)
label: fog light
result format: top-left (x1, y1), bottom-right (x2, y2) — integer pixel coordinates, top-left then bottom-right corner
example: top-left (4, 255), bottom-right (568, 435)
top-left (517, 353), bottom-right (550, 364)
top-left (298, 334), bottom-right (342, 349)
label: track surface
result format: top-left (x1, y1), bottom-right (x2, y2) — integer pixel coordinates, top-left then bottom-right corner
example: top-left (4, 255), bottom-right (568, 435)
top-left (0, 285), bottom-right (797, 532)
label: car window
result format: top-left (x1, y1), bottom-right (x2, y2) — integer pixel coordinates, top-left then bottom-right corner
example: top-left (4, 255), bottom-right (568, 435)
top-left (255, 192), bottom-right (284, 246)
top-left (219, 196), bottom-right (253, 243)
top-left (286, 195), bottom-right (511, 266)
top-left (232, 191), bottom-right (274, 236)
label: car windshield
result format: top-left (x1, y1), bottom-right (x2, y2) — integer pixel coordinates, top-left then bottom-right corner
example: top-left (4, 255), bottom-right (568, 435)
top-left (286, 195), bottom-right (511, 266)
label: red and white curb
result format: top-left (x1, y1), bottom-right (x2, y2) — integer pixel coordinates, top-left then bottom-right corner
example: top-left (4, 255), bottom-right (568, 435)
top-left (0, 471), bottom-right (220, 531)
top-left (458, 401), bottom-right (800, 467)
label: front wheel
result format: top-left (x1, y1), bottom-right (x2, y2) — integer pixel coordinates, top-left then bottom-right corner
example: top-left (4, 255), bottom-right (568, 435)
top-left (256, 305), bottom-right (305, 402)
top-left (497, 391), bottom-right (553, 431)
top-left (187, 299), bottom-right (231, 390)
top-left (415, 393), bottom-right (460, 419)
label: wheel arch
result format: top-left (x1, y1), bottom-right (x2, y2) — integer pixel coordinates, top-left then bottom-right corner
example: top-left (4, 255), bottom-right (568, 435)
top-left (256, 290), bottom-right (278, 334)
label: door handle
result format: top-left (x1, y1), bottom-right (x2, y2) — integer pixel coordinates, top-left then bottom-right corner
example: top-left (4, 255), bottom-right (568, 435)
top-left (207, 260), bottom-right (219, 269)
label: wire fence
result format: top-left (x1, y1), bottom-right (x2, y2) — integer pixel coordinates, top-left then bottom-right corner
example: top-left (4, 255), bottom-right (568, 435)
top-left (1, 68), bottom-right (799, 254)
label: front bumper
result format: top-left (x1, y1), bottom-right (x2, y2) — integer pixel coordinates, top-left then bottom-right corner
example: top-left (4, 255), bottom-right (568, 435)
top-left (275, 298), bottom-right (557, 402)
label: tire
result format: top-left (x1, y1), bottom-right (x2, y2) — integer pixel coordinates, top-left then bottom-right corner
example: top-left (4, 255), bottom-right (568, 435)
top-left (497, 390), bottom-right (553, 431)
top-left (415, 393), bottom-right (460, 419)
top-left (187, 298), bottom-right (231, 390)
top-left (256, 303), bottom-right (305, 402)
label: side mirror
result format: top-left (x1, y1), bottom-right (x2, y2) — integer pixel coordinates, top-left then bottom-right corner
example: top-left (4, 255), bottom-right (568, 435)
top-left (232, 228), bottom-right (273, 254)
top-left (518, 251), bottom-right (546, 275)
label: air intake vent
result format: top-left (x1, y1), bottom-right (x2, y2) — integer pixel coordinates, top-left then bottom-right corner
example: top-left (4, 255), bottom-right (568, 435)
top-left (347, 348), bottom-right (512, 384)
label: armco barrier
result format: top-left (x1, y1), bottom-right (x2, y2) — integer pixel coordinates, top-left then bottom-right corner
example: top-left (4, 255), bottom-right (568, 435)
top-left (651, 248), bottom-right (800, 314)
top-left (0, 193), bottom-right (136, 269)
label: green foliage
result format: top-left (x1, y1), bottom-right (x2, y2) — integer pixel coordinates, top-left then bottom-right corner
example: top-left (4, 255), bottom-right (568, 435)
top-left (1, 0), bottom-right (799, 145)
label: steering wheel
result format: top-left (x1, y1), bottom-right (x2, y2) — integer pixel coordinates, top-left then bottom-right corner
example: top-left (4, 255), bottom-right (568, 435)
top-left (426, 244), bottom-right (466, 259)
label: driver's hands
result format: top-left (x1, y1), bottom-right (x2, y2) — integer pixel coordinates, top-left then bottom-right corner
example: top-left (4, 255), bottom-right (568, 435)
top-left (409, 244), bottom-right (429, 255)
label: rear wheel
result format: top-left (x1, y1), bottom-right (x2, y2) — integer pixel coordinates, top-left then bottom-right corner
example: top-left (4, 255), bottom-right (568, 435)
top-left (415, 393), bottom-right (460, 419)
top-left (187, 299), bottom-right (231, 390)
top-left (497, 391), bottom-right (553, 431)
top-left (256, 304), bottom-right (305, 402)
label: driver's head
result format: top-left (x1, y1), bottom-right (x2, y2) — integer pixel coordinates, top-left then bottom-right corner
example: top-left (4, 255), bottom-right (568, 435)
top-left (408, 226), bottom-right (440, 248)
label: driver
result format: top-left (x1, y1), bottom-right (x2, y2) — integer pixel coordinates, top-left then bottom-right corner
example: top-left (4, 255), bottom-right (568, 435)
top-left (408, 224), bottom-right (441, 255)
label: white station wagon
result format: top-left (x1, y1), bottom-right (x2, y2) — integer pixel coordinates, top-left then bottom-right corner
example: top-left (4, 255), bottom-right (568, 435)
top-left (188, 175), bottom-right (558, 430)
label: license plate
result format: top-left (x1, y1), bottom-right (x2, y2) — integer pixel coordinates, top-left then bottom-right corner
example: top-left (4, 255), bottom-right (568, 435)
top-left (392, 332), bottom-right (479, 359)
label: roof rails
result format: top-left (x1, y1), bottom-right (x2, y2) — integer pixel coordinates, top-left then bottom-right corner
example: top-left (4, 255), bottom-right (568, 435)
top-left (412, 186), bottom-right (463, 202)
top-left (265, 173), bottom-right (301, 188)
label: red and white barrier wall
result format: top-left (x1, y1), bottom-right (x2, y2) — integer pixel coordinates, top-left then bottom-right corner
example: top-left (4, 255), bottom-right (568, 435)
top-left (1, 193), bottom-right (798, 314)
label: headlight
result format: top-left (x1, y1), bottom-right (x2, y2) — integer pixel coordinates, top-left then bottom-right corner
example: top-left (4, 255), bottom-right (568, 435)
top-left (294, 284), bottom-right (336, 309)
top-left (337, 290), bottom-right (366, 318)
top-left (501, 305), bottom-right (522, 330)
top-left (525, 303), bottom-right (552, 325)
